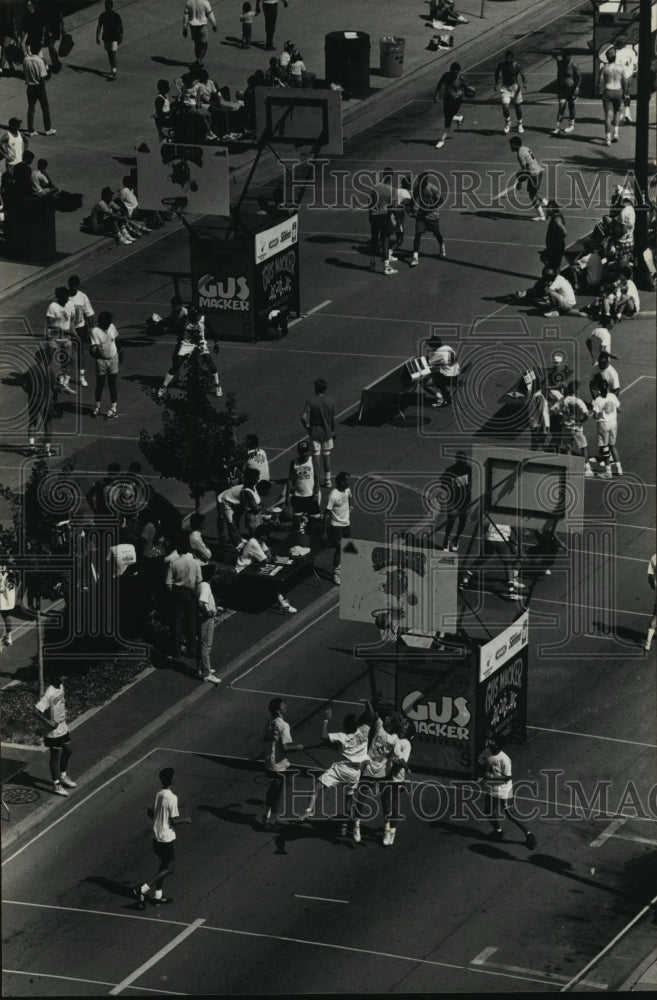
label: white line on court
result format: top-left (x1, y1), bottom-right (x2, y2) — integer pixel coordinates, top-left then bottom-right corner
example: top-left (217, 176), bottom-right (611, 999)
top-left (560, 892), bottom-right (657, 992)
top-left (231, 685), bottom-right (358, 708)
top-left (109, 918), bottom-right (205, 995)
top-left (469, 948), bottom-right (608, 990)
top-left (528, 727), bottom-right (655, 750)
top-left (1, 969), bottom-right (186, 995)
top-left (621, 374), bottom-right (657, 395)
top-left (294, 894), bottom-right (350, 904)
top-left (611, 832), bottom-right (657, 847)
top-left (590, 818), bottom-right (626, 847)
top-left (288, 299), bottom-right (332, 327)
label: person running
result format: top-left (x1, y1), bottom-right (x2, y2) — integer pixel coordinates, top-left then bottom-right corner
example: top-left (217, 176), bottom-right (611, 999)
top-left (440, 451), bottom-right (471, 552)
top-left (510, 136), bottom-right (546, 221)
top-left (645, 555), bottom-right (656, 652)
top-left (433, 61), bottom-right (471, 149)
top-left (552, 50), bottom-right (580, 135)
top-left (96, 0), bottom-right (123, 81)
top-left (591, 377), bottom-right (622, 478)
top-left (196, 563), bottom-right (221, 683)
top-left (34, 670), bottom-right (77, 797)
top-left (158, 307), bottom-right (223, 398)
top-left (597, 48), bottom-right (627, 146)
top-left (285, 440), bottom-right (321, 524)
top-left (550, 380), bottom-right (593, 475)
top-left (410, 172), bottom-right (446, 266)
top-left (261, 698), bottom-right (304, 827)
top-left (133, 767), bottom-right (192, 909)
top-left (67, 274), bottom-right (94, 389)
top-left (368, 174), bottom-right (397, 275)
top-left (300, 704), bottom-right (370, 837)
top-left (301, 378), bottom-right (336, 489)
top-left (477, 739), bottom-right (537, 849)
top-left (90, 310), bottom-right (120, 419)
top-left (494, 50), bottom-right (526, 135)
top-left (46, 286), bottom-right (76, 394)
top-left (322, 471), bottom-right (351, 585)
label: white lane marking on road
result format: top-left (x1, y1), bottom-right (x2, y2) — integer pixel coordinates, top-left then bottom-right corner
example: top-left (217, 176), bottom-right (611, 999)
top-left (295, 894), bottom-right (350, 904)
top-left (288, 300), bottom-right (332, 327)
top-left (228, 600), bottom-right (338, 685)
top-left (217, 345), bottom-right (410, 360)
top-left (1, 748), bottom-right (158, 868)
top-left (1, 969), bottom-right (186, 995)
top-left (590, 818), bottom-right (626, 847)
top-left (528, 726), bottom-right (656, 749)
top-left (611, 832), bottom-right (657, 847)
top-left (532, 597), bottom-right (654, 618)
top-left (109, 918), bottom-right (206, 995)
top-left (469, 952), bottom-right (608, 990)
top-left (472, 946), bottom-right (498, 965)
top-left (621, 374), bottom-right (657, 395)
top-left (229, 687), bottom-right (359, 707)
top-left (560, 892), bottom-right (657, 992)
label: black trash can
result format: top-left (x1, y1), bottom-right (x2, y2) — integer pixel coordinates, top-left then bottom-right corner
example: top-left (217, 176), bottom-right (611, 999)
top-left (325, 30), bottom-right (370, 97)
top-left (4, 194), bottom-right (57, 263)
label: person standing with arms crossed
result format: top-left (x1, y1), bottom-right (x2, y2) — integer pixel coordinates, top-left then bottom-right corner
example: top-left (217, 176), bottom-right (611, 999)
top-left (494, 50), bottom-right (526, 135)
top-left (34, 670), bottom-right (77, 797)
top-left (96, 0), bottom-right (123, 82)
top-left (478, 738), bottom-right (536, 849)
top-left (261, 698), bottom-right (304, 827)
top-left (183, 0), bottom-right (217, 65)
top-left (597, 48), bottom-right (627, 147)
top-left (301, 378), bottom-right (336, 489)
top-left (133, 768), bottom-right (192, 909)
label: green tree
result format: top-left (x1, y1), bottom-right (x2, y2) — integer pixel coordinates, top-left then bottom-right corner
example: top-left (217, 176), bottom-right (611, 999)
top-left (140, 351), bottom-right (250, 512)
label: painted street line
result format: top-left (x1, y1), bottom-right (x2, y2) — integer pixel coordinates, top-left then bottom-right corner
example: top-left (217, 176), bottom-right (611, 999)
top-left (470, 947), bottom-right (608, 990)
top-left (288, 299), bottom-right (332, 327)
top-left (1, 969), bottom-right (186, 995)
top-left (590, 818), bottom-right (626, 847)
top-left (109, 918), bottom-right (206, 995)
top-left (610, 832), bottom-right (657, 847)
top-left (294, 895), bottom-right (350, 904)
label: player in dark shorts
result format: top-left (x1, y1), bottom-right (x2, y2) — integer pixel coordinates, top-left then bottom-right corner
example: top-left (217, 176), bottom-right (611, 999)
top-left (410, 172), bottom-right (446, 266)
top-left (133, 768), bottom-right (191, 909)
top-left (433, 62), bottom-right (473, 148)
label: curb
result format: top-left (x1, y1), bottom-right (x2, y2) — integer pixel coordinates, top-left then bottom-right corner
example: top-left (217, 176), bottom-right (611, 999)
top-left (618, 947), bottom-right (657, 992)
top-left (0, 587), bottom-right (339, 857)
top-left (0, 0), bottom-right (574, 307)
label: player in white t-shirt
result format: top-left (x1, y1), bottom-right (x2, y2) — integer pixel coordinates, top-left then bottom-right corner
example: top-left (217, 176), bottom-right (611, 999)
top-left (261, 697), bottom-right (304, 827)
top-left (591, 377), bottom-right (622, 477)
top-left (300, 705), bottom-right (370, 836)
top-left (45, 286), bottom-right (76, 394)
top-left (133, 767), bottom-right (191, 909)
top-left (322, 471), bottom-right (351, 585)
top-left (586, 326), bottom-right (612, 364)
top-left (352, 709), bottom-right (412, 846)
top-left (34, 671), bottom-right (76, 797)
top-left (157, 308), bottom-right (223, 398)
top-left (478, 739), bottom-right (536, 849)
top-left (461, 519), bottom-right (525, 598)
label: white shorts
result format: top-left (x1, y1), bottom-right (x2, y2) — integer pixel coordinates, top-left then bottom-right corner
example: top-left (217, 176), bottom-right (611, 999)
top-left (310, 437), bottom-right (333, 456)
top-left (319, 760), bottom-right (362, 793)
top-left (500, 85), bottom-right (522, 106)
top-left (597, 423), bottom-right (617, 447)
top-left (177, 341), bottom-right (209, 357)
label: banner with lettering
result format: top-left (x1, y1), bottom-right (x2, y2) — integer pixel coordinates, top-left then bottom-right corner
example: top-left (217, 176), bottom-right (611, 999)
top-left (476, 612), bottom-right (529, 750)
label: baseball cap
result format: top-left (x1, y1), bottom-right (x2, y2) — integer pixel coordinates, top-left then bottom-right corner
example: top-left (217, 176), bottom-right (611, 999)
top-left (297, 440), bottom-right (310, 452)
top-left (8, 117), bottom-right (22, 128)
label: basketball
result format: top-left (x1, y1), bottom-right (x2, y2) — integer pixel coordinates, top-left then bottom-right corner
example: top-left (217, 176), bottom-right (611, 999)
top-left (464, 84), bottom-right (476, 98)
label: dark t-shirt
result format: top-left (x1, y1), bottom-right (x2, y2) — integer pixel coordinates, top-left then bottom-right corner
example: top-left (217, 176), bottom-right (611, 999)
top-left (97, 10), bottom-right (123, 42)
top-left (302, 394), bottom-right (335, 442)
top-left (496, 60), bottom-right (522, 87)
top-left (437, 71), bottom-right (464, 100)
top-left (441, 462), bottom-right (472, 511)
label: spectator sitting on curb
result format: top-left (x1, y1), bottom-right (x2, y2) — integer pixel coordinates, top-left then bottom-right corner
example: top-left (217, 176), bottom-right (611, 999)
top-left (511, 267), bottom-right (586, 317)
top-left (86, 186), bottom-right (135, 245)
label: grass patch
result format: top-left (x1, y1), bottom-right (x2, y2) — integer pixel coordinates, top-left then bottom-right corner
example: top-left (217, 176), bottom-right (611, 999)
top-left (1, 657), bottom-right (150, 745)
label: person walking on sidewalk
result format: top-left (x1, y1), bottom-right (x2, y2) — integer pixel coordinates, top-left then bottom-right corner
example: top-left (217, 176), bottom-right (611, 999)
top-left (183, 0), bottom-right (217, 65)
top-left (133, 767), bottom-right (192, 909)
top-left (46, 286), bottom-right (76, 394)
top-left (24, 44), bottom-right (55, 136)
top-left (510, 136), bottom-right (546, 221)
top-left (256, 0), bottom-right (288, 51)
top-left (34, 670), bottom-right (77, 798)
top-left (96, 0), bottom-right (123, 82)
top-left (322, 471), bottom-right (351, 585)
top-left (261, 698), bottom-right (304, 827)
top-left (597, 48), bottom-right (627, 147)
top-left (644, 554), bottom-right (656, 652)
top-left (301, 378), bottom-right (336, 489)
top-left (410, 172), bottom-right (446, 266)
top-left (0, 565), bottom-right (17, 648)
top-left (494, 50), bottom-right (526, 135)
top-left (433, 61), bottom-right (470, 149)
top-left (90, 311), bottom-right (120, 419)
top-left (552, 50), bottom-right (580, 135)
top-left (478, 739), bottom-right (536, 849)
top-left (67, 274), bottom-right (94, 390)
top-left (196, 563), bottom-right (222, 684)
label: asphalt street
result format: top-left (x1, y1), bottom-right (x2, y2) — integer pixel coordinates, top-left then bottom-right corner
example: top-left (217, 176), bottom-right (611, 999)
top-left (1, 0), bottom-right (656, 996)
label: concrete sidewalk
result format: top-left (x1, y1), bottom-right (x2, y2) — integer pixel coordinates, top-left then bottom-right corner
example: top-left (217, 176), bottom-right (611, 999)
top-left (0, 0), bottom-right (575, 299)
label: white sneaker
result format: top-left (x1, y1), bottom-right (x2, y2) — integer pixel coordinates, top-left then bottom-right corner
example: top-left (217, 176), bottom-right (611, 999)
top-left (332, 571), bottom-right (341, 585)
top-left (388, 255), bottom-right (398, 263)
top-left (551, 126), bottom-right (561, 135)
top-left (439, 244), bottom-right (446, 257)
top-left (53, 783), bottom-right (69, 797)
top-left (215, 386), bottom-right (223, 397)
top-left (435, 139), bottom-right (445, 149)
top-left (605, 136), bottom-right (611, 147)
top-left (503, 122), bottom-right (510, 134)
top-left (204, 673), bottom-right (222, 685)
top-left (92, 404), bottom-right (101, 417)
top-left (106, 408), bottom-right (118, 419)
top-left (382, 827), bottom-right (392, 846)
top-left (509, 580), bottom-right (526, 590)
top-left (564, 123), bottom-right (575, 134)
top-left (352, 823), bottom-right (361, 844)
top-left (623, 110), bottom-right (632, 123)
top-left (79, 376), bottom-right (88, 387)
top-left (600, 466), bottom-right (612, 479)
top-left (613, 463), bottom-right (623, 476)
top-left (388, 828), bottom-right (397, 845)
top-left (644, 635), bottom-right (652, 651)
top-left (584, 465), bottom-right (594, 477)
top-left (279, 600), bottom-right (297, 613)
top-left (4, 633), bottom-right (13, 646)
top-left (410, 256), bottom-right (419, 267)
top-left (517, 123), bottom-right (524, 134)
top-left (60, 774), bottom-right (77, 788)
top-left (157, 388), bottom-right (165, 399)
top-left (384, 267), bottom-right (398, 275)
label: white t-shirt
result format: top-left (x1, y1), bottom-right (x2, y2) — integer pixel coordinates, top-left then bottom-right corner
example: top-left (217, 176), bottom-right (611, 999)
top-left (549, 274), bottom-right (576, 308)
top-left (362, 718), bottom-right (396, 779)
top-left (90, 324), bottom-right (119, 360)
top-left (3, 131), bottom-right (24, 168)
top-left (590, 327), bottom-right (611, 359)
top-left (197, 579), bottom-right (216, 615)
top-left (326, 487), bottom-right (351, 527)
top-left (485, 521), bottom-right (512, 544)
top-left (68, 290), bottom-right (94, 330)
top-left (428, 345), bottom-right (459, 376)
top-left (594, 364), bottom-right (620, 393)
top-left (108, 543), bottom-right (137, 577)
top-left (218, 483), bottom-right (243, 508)
top-left (328, 723), bottom-right (370, 765)
top-left (46, 301), bottom-right (75, 336)
top-left (152, 787), bottom-right (179, 842)
top-left (592, 393), bottom-right (620, 427)
top-left (620, 279), bottom-right (640, 312)
top-left (119, 186), bottom-right (139, 217)
top-left (388, 736), bottom-right (411, 782)
top-left (35, 684), bottom-right (68, 738)
top-left (264, 715), bottom-right (292, 772)
top-left (478, 747), bottom-right (513, 800)
top-left (245, 447), bottom-right (270, 483)
top-left (236, 536), bottom-right (269, 573)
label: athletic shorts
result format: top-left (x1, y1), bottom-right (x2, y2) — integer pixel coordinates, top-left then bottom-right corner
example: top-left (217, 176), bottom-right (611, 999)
top-left (104, 40), bottom-right (119, 52)
top-left (190, 24), bottom-right (209, 44)
top-left (44, 731), bottom-right (71, 749)
top-left (415, 216), bottom-right (443, 240)
top-left (319, 760), bottom-right (362, 793)
top-left (327, 524), bottom-right (350, 546)
top-left (152, 838), bottom-right (175, 865)
top-left (370, 214), bottom-right (393, 241)
top-left (443, 95), bottom-right (462, 127)
top-left (596, 423), bottom-right (617, 447)
top-left (566, 425), bottom-right (587, 451)
top-left (602, 90), bottom-right (622, 114)
top-left (96, 356), bottom-right (119, 375)
top-left (309, 437), bottom-right (333, 456)
top-left (291, 494), bottom-right (320, 516)
top-left (177, 341), bottom-right (209, 357)
top-left (500, 85), bottom-right (522, 106)
top-left (219, 501), bottom-right (240, 523)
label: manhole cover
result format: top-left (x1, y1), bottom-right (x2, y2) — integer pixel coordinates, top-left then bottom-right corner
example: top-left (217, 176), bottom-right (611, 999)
top-left (2, 788), bottom-right (39, 805)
